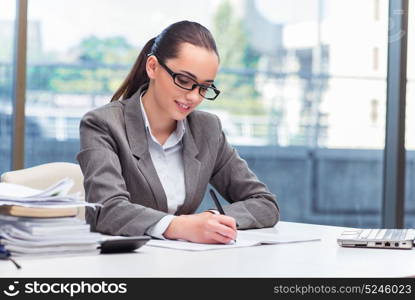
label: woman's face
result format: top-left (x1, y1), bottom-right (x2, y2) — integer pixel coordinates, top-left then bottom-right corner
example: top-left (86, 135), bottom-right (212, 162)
top-left (148, 43), bottom-right (219, 121)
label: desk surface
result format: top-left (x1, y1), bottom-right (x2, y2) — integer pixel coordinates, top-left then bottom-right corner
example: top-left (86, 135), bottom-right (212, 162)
top-left (1, 221), bottom-right (414, 278)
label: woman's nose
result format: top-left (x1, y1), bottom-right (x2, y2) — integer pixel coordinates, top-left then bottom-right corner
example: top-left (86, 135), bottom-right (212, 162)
top-left (185, 86), bottom-right (201, 102)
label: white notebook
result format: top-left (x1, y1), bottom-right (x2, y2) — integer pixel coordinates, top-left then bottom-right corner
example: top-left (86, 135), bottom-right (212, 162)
top-left (146, 230), bottom-right (321, 251)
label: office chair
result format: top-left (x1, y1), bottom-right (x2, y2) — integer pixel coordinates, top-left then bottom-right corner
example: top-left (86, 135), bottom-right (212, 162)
top-left (0, 162), bottom-right (85, 220)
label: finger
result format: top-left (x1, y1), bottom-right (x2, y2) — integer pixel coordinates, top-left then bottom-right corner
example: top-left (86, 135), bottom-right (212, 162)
top-left (209, 231), bottom-right (234, 244)
top-left (215, 215), bottom-right (237, 231)
top-left (209, 222), bottom-right (237, 240)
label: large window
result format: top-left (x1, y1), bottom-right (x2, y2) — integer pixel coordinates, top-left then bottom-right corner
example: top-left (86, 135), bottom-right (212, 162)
top-left (0, 0), bottom-right (16, 175)
top-left (3, 0), bottom-right (410, 228)
top-left (199, 0), bottom-right (389, 227)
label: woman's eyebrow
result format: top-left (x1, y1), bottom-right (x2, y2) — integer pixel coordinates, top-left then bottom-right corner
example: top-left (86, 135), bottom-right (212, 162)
top-left (179, 70), bottom-right (214, 83)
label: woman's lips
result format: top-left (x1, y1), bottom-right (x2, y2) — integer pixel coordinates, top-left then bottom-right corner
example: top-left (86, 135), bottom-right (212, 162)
top-left (175, 100), bottom-right (191, 113)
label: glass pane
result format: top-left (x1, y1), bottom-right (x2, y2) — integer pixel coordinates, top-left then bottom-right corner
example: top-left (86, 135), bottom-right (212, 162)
top-left (0, 0), bottom-right (16, 175)
top-left (25, 0), bottom-right (214, 166)
top-left (405, 0), bottom-right (414, 228)
top-left (197, 0), bottom-right (388, 227)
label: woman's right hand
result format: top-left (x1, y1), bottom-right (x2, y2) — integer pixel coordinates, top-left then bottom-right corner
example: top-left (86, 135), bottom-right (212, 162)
top-left (163, 212), bottom-right (238, 244)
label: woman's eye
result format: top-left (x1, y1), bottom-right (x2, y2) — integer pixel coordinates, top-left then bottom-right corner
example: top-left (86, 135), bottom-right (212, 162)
top-left (177, 77), bottom-right (190, 85)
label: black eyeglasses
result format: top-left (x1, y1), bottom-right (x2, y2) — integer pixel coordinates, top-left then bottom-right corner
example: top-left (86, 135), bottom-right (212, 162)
top-left (153, 55), bottom-right (220, 101)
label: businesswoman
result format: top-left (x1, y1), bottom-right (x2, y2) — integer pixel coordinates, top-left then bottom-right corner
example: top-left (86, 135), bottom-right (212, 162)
top-left (77, 20), bottom-right (279, 244)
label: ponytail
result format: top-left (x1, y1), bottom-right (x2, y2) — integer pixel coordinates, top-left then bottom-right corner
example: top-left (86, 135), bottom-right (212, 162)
top-left (111, 37), bottom-right (156, 101)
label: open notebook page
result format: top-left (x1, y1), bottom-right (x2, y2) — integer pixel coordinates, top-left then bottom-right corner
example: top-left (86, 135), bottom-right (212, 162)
top-left (146, 230), bottom-right (321, 251)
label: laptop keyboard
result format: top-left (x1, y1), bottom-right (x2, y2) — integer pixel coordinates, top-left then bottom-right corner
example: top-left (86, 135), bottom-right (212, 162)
top-left (358, 229), bottom-right (407, 240)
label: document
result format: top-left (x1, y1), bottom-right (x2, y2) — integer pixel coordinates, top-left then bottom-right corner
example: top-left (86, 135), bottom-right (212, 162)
top-left (0, 224), bottom-right (147, 256)
top-left (0, 177), bottom-right (74, 199)
top-left (0, 179), bottom-right (140, 257)
top-left (0, 178), bottom-right (100, 208)
top-left (3, 244), bottom-right (100, 256)
top-left (146, 230), bottom-right (321, 251)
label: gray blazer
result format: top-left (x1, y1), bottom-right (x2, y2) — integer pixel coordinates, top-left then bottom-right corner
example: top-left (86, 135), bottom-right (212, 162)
top-left (77, 85), bottom-right (280, 236)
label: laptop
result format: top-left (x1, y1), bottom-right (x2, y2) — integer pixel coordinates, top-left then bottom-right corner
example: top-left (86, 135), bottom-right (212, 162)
top-left (337, 229), bottom-right (415, 249)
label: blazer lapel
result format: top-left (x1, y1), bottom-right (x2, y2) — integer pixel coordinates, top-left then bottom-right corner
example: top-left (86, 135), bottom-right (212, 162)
top-left (123, 86), bottom-right (168, 212)
top-left (177, 121), bottom-right (201, 214)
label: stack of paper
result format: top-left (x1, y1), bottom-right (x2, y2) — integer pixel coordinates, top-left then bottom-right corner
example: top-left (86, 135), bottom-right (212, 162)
top-left (0, 216), bottom-right (101, 256)
top-left (0, 177), bottom-right (97, 211)
top-left (0, 178), bottom-right (102, 256)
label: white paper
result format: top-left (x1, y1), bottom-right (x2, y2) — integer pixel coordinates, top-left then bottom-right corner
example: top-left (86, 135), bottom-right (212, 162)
top-left (0, 219), bottom-right (91, 236)
top-left (146, 230), bottom-right (321, 251)
top-left (0, 233), bottom-right (99, 247)
top-left (0, 177), bottom-right (73, 199)
top-left (27, 178), bottom-right (74, 198)
top-left (0, 196), bottom-right (78, 203)
top-left (4, 243), bottom-right (99, 255)
top-left (0, 178), bottom-right (101, 209)
top-left (0, 182), bottom-right (43, 198)
top-left (0, 195), bottom-right (81, 203)
top-left (147, 238), bottom-right (258, 251)
top-left (0, 200), bottom-right (99, 208)
top-left (237, 230), bottom-right (321, 244)
top-left (0, 178), bottom-right (101, 208)
top-left (0, 225), bottom-right (147, 256)
top-left (0, 214), bottom-right (86, 224)
top-left (0, 226), bottom-right (101, 242)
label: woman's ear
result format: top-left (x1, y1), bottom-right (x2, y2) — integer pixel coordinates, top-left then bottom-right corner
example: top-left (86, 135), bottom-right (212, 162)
top-left (146, 56), bottom-right (158, 79)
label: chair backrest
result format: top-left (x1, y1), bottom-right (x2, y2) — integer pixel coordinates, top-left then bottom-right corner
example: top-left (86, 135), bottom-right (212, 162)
top-left (0, 162), bottom-right (85, 219)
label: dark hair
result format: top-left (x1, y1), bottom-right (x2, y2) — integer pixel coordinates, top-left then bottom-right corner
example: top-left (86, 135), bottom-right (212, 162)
top-left (111, 20), bottom-right (219, 101)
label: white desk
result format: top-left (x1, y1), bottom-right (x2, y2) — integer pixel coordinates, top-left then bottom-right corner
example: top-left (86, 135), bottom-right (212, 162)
top-left (1, 221), bottom-right (414, 277)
